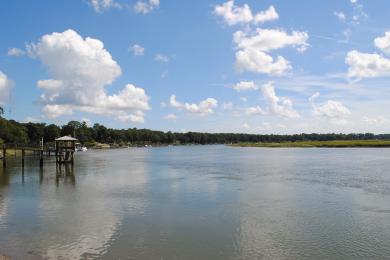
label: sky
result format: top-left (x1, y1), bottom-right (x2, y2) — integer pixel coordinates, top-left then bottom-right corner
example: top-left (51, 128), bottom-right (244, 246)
top-left (1, 0), bottom-right (390, 134)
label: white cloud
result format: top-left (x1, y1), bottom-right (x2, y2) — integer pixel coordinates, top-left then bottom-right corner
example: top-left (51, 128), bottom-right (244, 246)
top-left (253, 6), bottom-right (278, 25)
top-left (129, 44), bottom-right (145, 56)
top-left (315, 101), bottom-right (351, 119)
top-left (245, 82), bottom-right (299, 119)
top-left (37, 79), bottom-right (64, 90)
top-left (169, 95), bottom-right (182, 108)
top-left (169, 95), bottom-right (218, 115)
top-left (233, 81), bottom-right (257, 92)
top-left (235, 49), bottom-right (291, 75)
top-left (346, 50), bottom-right (390, 80)
top-left (362, 116), bottom-right (387, 125)
top-left (261, 81), bottom-right (299, 118)
top-left (234, 29), bottom-right (309, 75)
top-left (334, 11), bottom-right (346, 21)
top-left (89, 0), bottom-right (120, 12)
top-left (333, 0), bottom-right (366, 29)
top-left (346, 32), bottom-right (390, 80)
top-left (134, 0), bottom-right (160, 14)
top-left (234, 29), bottom-right (309, 54)
top-left (374, 32), bottom-right (390, 56)
top-left (214, 1), bottom-right (278, 26)
top-left (310, 93), bottom-right (351, 123)
top-left (155, 53), bottom-right (169, 63)
top-left (29, 29), bottom-right (150, 123)
top-left (246, 106), bottom-right (266, 115)
top-left (0, 71), bottom-right (12, 105)
top-left (7, 47), bottom-right (25, 57)
top-left (164, 113), bottom-right (177, 120)
top-left (42, 104), bottom-right (73, 119)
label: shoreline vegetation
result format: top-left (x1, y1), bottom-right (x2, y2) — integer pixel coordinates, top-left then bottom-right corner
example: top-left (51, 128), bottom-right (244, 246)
top-left (230, 140), bottom-right (390, 148)
top-left (1, 107), bottom-right (390, 149)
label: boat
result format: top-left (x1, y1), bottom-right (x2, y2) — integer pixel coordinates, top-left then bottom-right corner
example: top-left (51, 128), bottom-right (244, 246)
top-left (75, 143), bottom-right (88, 152)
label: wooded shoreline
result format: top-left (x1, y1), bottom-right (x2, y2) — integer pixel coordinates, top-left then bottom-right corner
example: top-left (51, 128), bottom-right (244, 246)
top-left (1, 107), bottom-right (390, 147)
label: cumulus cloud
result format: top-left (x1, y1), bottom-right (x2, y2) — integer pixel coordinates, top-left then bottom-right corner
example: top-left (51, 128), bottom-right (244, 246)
top-left (374, 32), bottom-right (390, 55)
top-left (154, 53), bottom-right (169, 63)
top-left (7, 47), bottom-right (25, 57)
top-left (346, 50), bottom-right (390, 80)
top-left (0, 71), bottom-right (12, 105)
top-left (310, 92), bottom-right (351, 124)
top-left (261, 81), bottom-right (299, 118)
top-left (89, 0), bottom-right (120, 12)
top-left (246, 81), bottom-right (299, 119)
top-left (169, 95), bottom-right (182, 108)
top-left (29, 29), bottom-right (150, 123)
top-left (346, 32), bottom-right (390, 80)
top-left (233, 81), bottom-right (257, 92)
top-left (134, 0), bottom-right (160, 14)
top-left (214, 1), bottom-right (278, 26)
top-left (234, 29), bottom-right (309, 75)
top-left (169, 95), bottom-right (218, 115)
top-left (234, 29), bottom-right (309, 54)
top-left (129, 44), bottom-right (145, 56)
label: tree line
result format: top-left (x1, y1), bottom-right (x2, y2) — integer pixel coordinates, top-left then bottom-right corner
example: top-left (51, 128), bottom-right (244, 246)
top-left (1, 106), bottom-right (389, 146)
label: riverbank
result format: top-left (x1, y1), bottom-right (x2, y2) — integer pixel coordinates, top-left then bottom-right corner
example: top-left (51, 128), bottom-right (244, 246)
top-left (0, 149), bottom-right (34, 158)
top-left (230, 140), bottom-right (390, 148)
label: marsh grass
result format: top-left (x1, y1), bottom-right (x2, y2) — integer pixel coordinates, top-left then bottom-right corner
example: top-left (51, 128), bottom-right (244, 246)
top-left (231, 140), bottom-right (390, 148)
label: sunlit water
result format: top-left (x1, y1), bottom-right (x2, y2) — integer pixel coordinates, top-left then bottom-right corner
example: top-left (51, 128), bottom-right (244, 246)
top-left (1, 146), bottom-right (390, 259)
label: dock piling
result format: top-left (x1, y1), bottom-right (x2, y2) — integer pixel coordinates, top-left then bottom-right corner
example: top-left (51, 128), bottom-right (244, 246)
top-left (22, 149), bottom-right (25, 168)
top-left (2, 147), bottom-right (6, 168)
top-left (39, 150), bottom-right (44, 167)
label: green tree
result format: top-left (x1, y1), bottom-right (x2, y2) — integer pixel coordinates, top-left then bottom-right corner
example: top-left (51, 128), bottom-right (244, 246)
top-left (44, 124), bottom-right (61, 142)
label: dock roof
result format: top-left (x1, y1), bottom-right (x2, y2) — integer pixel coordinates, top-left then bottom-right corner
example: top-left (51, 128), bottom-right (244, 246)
top-left (55, 136), bottom-right (78, 141)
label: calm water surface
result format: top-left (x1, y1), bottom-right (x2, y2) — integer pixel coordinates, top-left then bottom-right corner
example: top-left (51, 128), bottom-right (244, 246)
top-left (1, 146), bottom-right (390, 259)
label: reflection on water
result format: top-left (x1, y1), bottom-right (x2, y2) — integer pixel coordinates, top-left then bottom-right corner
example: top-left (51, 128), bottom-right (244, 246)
top-left (0, 146), bottom-right (390, 259)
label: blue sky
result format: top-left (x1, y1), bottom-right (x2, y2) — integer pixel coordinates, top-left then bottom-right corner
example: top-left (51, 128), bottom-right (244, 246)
top-left (1, 0), bottom-right (390, 133)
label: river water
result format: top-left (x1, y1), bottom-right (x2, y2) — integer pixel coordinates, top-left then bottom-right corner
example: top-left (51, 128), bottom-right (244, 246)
top-left (0, 146), bottom-right (390, 259)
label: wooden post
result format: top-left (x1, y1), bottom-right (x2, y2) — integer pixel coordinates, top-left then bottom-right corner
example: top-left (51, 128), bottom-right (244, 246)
top-left (39, 150), bottom-right (43, 167)
top-left (22, 149), bottom-right (25, 168)
top-left (2, 147), bottom-right (6, 168)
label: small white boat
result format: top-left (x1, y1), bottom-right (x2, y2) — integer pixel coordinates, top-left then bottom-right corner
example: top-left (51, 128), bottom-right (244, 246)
top-left (75, 143), bottom-right (88, 152)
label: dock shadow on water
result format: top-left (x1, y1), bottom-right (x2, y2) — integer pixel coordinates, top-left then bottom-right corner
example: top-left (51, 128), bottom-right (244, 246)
top-left (1, 146), bottom-right (390, 259)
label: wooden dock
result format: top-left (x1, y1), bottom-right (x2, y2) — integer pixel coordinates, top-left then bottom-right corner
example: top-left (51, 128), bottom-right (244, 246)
top-left (1, 136), bottom-right (77, 168)
top-left (1, 145), bottom-right (56, 168)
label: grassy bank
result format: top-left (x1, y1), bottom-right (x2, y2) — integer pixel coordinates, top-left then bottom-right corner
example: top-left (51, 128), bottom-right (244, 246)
top-left (230, 140), bottom-right (390, 148)
top-left (0, 149), bottom-right (34, 157)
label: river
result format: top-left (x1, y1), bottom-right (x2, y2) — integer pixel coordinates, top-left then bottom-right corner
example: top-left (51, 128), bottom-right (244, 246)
top-left (1, 146), bottom-right (390, 259)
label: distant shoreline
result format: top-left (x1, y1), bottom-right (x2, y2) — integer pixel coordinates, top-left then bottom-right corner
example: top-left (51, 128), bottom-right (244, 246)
top-left (230, 140), bottom-right (390, 148)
